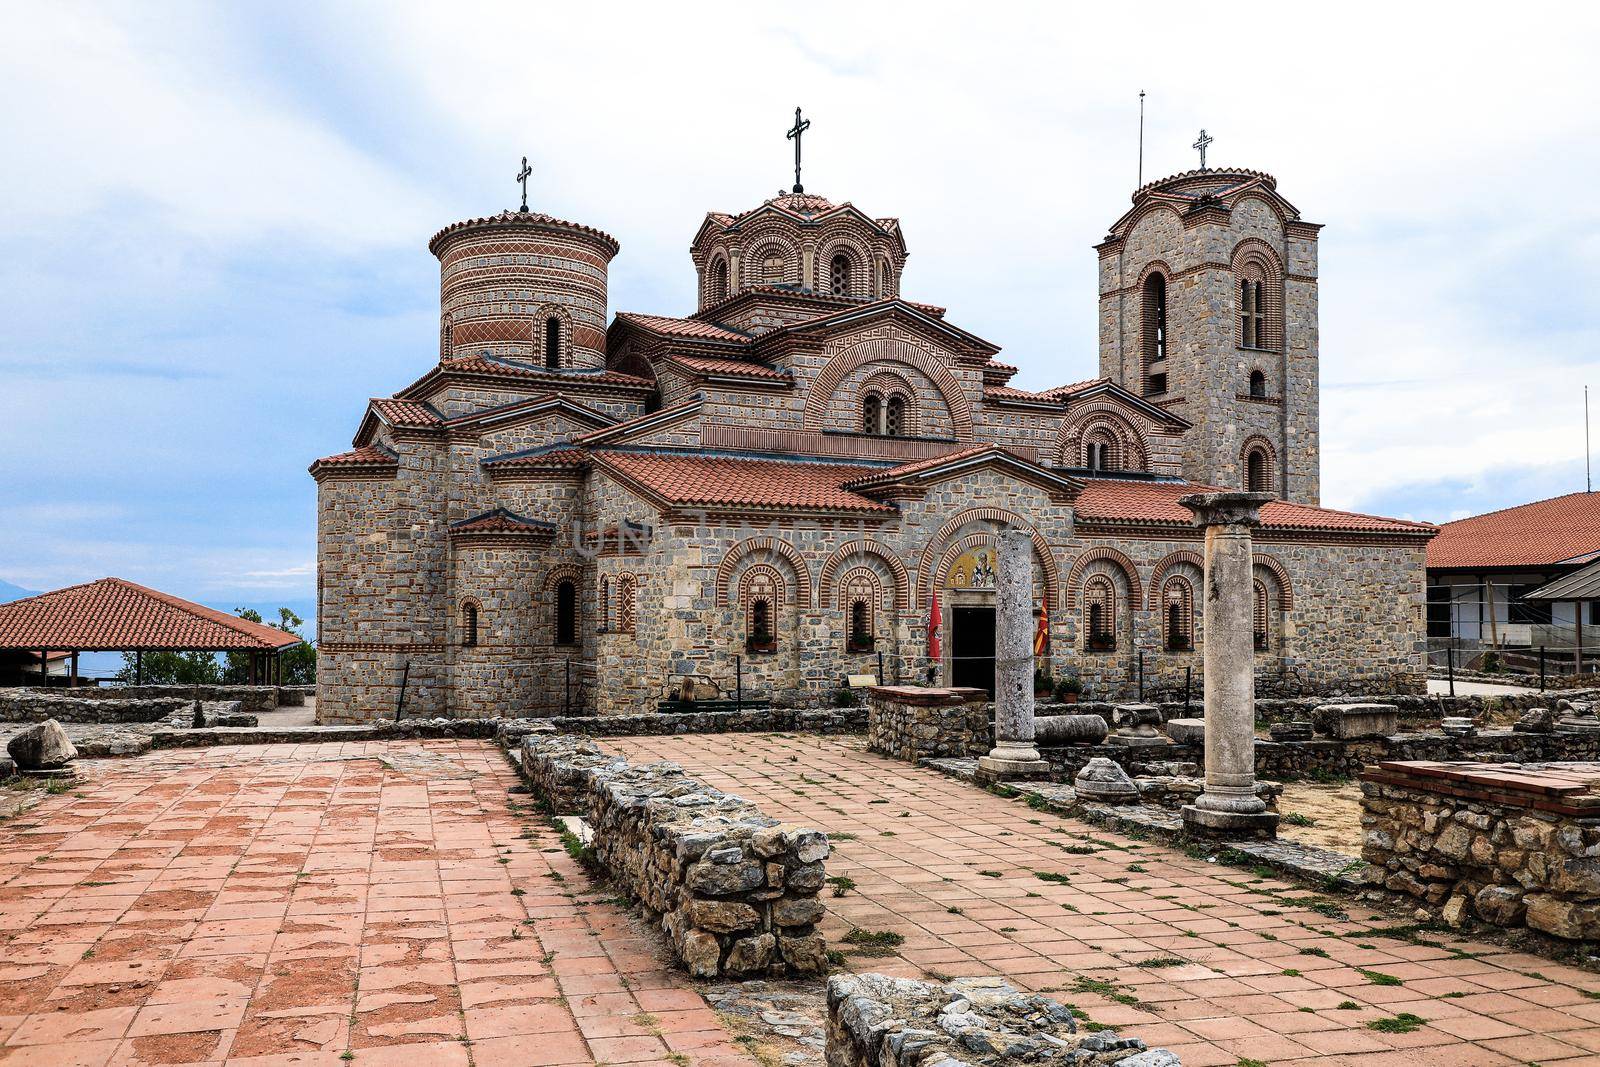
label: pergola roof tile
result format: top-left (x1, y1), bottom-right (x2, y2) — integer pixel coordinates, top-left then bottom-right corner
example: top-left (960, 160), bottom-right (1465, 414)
top-left (0, 578), bottom-right (303, 652)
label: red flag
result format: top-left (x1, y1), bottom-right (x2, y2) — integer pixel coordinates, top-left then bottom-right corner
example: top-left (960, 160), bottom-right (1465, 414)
top-left (1034, 601), bottom-right (1050, 656)
top-left (927, 590), bottom-right (943, 662)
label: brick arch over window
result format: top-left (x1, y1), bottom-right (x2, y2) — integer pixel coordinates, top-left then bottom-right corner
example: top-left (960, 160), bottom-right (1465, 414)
top-left (1232, 240), bottom-right (1285, 352)
top-left (818, 540), bottom-right (911, 613)
top-left (715, 537), bottom-right (813, 610)
top-left (543, 562), bottom-right (585, 591)
top-left (915, 508), bottom-right (1058, 609)
top-left (1251, 552), bottom-right (1295, 610)
top-left (1241, 434), bottom-right (1277, 493)
top-left (1145, 550), bottom-right (1205, 610)
top-left (1137, 260), bottom-right (1174, 395)
top-left (743, 233), bottom-right (801, 287)
top-left (804, 337), bottom-right (974, 441)
top-left (837, 565), bottom-right (885, 611)
top-left (737, 563), bottom-right (788, 608)
top-left (705, 252), bottom-right (731, 305)
top-left (861, 369), bottom-right (920, 437)
top-left (820, 237), bottom-right (869, 297)
top-left (1056, 405), bottom-right (1149, 471)
top-left (932, 532), bottom-right (1055, 610)
top-left (1063, 546), bottom-right (1143, 611)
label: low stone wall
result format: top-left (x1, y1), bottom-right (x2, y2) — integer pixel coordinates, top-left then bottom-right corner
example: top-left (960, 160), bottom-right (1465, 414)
top-left (1257, 728), bottom-right (1600, 782)
top-left (2, 685), bottom-right (283, 714)
top-left (277, 686), bottom-right (314, 707)
top-left (0, 690), bottom-right (187, 724)
top-left (1361, 761), bottom-right (1600, 940)
top-left (825, 973), bottom-right (1178, 1066)
top-left (519, 734), bottom-right (830, 979)
top-left (866, 685), bottom-right (990, 762)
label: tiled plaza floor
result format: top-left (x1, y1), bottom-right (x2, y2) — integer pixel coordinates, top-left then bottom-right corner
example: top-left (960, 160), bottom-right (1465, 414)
top-left (608, 732), bottom-right (1600, 1067)
top-left (0, 741), bottom-right (757, 1067)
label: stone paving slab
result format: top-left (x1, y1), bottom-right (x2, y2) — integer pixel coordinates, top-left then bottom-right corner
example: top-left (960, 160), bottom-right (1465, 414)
top-left (0, 740), bottom-right (759, 1067)
top-left (608, 732), bottom-right (1600, 1067)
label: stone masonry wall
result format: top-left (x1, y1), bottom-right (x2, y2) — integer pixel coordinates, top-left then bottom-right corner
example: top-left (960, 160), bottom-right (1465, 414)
top-left (0, 690), bottom-right (187, 724)
top-left (518, 734), bottom-right (830, 978)
top-left (0, 685), bottom-right (282, 714)
top-left (866, 685), bottom-right (990, 762)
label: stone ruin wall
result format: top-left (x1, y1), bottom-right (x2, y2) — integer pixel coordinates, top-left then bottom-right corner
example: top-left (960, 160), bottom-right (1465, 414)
top-left (517, 734), bottom-right (830, 979)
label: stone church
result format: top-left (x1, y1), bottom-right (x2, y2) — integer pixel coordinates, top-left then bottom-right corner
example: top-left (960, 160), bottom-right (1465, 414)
top-left (311, 155), bottom-right (1435, 721)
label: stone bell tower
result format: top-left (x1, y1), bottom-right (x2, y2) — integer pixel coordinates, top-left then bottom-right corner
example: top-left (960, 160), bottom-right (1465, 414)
top-left (1094, 165), bottom-right (1322, 505)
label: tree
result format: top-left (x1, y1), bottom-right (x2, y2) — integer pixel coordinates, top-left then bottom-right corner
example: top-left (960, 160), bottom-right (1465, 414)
top-left (116, 650), bottom-right (222, 685)
top-left (224, 607), bottom-right (316, 685)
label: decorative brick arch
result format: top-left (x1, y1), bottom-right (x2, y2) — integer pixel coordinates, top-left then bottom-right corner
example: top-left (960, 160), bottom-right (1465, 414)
top-left (533, 303), bottom-right (573, 367)
top-left (1057, 403), bottom-right (1150, 471)
top-left (1252, 552), bottom-right (1295, 610)
top-left (819, 540), bottom-right (911, 613)
top-left (742, 232), bottom-right (801, 287)
top-left (543, 562), bottom-right (584, 591)
top-left (737, 563), bottom-right (788, 608)
top-left (1063, 546), bottom-right (1144, 611)
top-left (1240, 434), bottom-right (1278, 492)
top-left (803, 335), bottom-right (974, 441)
top-left (819, 235), bottom-right (871, 297)
top-left (1232, 239), bottom-right (1285, 351)
top-left (715, 537), bottom-right (813, 610)
top-left (914, 507), bottom-right (1058, 609)
top-left (1145, 550), bottom-right (1205, 610)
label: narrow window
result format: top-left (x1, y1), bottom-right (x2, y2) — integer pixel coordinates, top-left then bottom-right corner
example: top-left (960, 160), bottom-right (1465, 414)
top-left (885, 394), bottom-right (905, 437)
top-left (843, 570), bottom-right (878, 652)
top-left (748, 600), bottom-right (775, 652)
top-left (1254, 580), bottom-right (1271, 651)
top-left (1240, 279), bottom-right (1256, 348)
top-left (742, 567), bottom-right (781, 653)
top-left (1249, 370), bottom-right (1266, 398)
top-left (830, 254), bottom-right (851, 297)
top-left (555, 579), bottom-right (577, 645)
top-left (463, 603), bottom-right (478, 646)
top-left (709, 259), bottom-right (729, 303)
top-left (1085, 576), bottom-right (1116, 652)
top-left (1164, 578), bottom-right (1194, 652)
top-left (1085, 431), bottom-right (1116, 471)
top-left (848, 600), bottom-right (872, 652)
top-left (876, 260), bottom-right (890, 298)
top-left (1246, 448), bottom-right (1269, 493)
top-left (618, 575), bottom-right (637, 634)
top-left (599, 577), bottom-right (611, 632)
top-left (545, 317), bottom-right (561, 369)
top-left (1142, 272), bottom-right (1168, 395)
top-left (440, 314), bottom-right (453, 359)
top-left (862, 393), bottom-right (882, 434)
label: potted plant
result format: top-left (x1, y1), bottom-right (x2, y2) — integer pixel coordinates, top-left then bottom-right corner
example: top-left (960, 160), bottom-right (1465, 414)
top-left (1053, 674), bottom-right (1082, 704)
top-left (1033, 667), bottom-right (1054, 698)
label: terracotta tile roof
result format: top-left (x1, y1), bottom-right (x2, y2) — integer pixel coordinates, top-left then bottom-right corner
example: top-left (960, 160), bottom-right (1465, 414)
top-left (309, 444), bottom-right (398, 472)
top-left (592, 451), bottom-right (895, 515)
top-left (428, 209), bottom-right (620, 257)
top-left (443, 393), bottom-right (614, 431)
top-left (436, 355), bottom-right (654, 390)
top-left (0, 578), bottom-right (303, 652)
top-left (1073, 479), bottom-right (1437, 536)
top-left (664, 355), bottom-right (792, 382)
top-left (1043, 378), bottom-right (1106, 398)
top-left (482, 445), bottom-right (591, 470)
top-left (449, 508), bottom-right (556, 536)
top-left (614, 313), bottom-right (752, 344)
top-left (1425, 492), bottom-right (1600, 569)
top-left (983, 385), bottom-right (1066, 404)
top-left (369, 398), bottom-right (443, 428)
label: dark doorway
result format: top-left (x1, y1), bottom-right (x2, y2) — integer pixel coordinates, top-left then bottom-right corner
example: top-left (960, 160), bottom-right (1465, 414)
top-left (950, 605), bottom-right (996, 696)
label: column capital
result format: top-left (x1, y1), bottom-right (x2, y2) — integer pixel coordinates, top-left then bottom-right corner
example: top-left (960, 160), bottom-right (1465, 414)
top-left (1178, 491), bottom-right (1273, 529)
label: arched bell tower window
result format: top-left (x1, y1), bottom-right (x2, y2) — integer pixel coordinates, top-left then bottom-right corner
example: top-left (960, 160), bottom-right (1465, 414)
top-left (1246, 447), bottom-right (1270, 493)
top-left (875, 259), bottom-right (890, 298)
top-left (885, 395), bottom-right (905, 437)
top-left (1084, 429), bottom-right (1118, 472)
top-left (1249, 369), bottom-right (1266, 398)
top-left (544, 317), bottom-right (562, 369)
top-left (440, 313), bottom-right (453, 360)
top-left (554, 580), bottom-right (577, 646)
top-left (862, 393), bottom-right (882, 434)
top-left (1141, 272), bottom-right (1168, 395)
top-left (462, 601), bottom-right (478, 647)
top-left (1240, 278), bottom-right (1266, 349)
top-left (830, 254), bottom-right (852, 297)
top-left (708, 258), bottom-right (729, 304)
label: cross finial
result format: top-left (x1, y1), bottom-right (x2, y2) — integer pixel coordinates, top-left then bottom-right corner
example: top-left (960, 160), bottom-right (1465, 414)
top-left (516, 156), bottom-right (532, 212)
top-left (1192, 129), bottom-right (1213, 171)
top-left (786, 107), bottom-right (811, 194)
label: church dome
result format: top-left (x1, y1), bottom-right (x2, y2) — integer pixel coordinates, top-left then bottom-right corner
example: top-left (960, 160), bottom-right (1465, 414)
top-left (1130, 168), bottom-right (1278, 205)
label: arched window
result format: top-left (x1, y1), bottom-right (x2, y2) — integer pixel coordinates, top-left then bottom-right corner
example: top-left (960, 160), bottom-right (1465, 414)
top-left (1084, 429), bottom-right (1117, 472)
top-left (708, 258), bottom-right (729, 304)
top-left (763, 255), bottom-right (785, 284)
top-left (618, 575), bottom-right (637, 634)
top-left (1249, 369), bottom-right (1267, 398)
top-left (830, 254), bottom-right (852, 297)
top-left (1246, 447), bottom-right (1270, 493)
top-left (1142, 272), bottom-right (1168, 395)
top-left (884, 394), bottom-right (905, 437)
top-left (554, 579), bottom-right (577, 646)
top-left (862, 393), bottom-right (882, 434)
top-left (1163, 578), bottom-right (1194, 652)
top-left (462, 602), bottom-right (478, 647)
top-left (544, 317), bottom-right (562, 369)
top-left (1233, 248), bottom-right (1282, 351)
top-left (1084, 575), bottom-right (1117, 652)
top-left (440, 314), bottom-right (453, 359)
top-left (598, 577), bottom-right (611, 632)
top-left (1240, 278), bottom-right (1266, 349)
top-left (876, 259), bottom-right (890, 298)
top-left (1254, 579), bottom-right (1271, 651)
top-left (843, 570), bottom-right (878, 653)
top-left (741, 566), bottom-right (783, 654)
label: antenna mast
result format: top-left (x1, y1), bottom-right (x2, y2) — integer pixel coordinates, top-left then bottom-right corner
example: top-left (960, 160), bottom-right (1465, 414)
top-left (1137, 90), bottom-right (1146, 187)
top-left (1588, 385), bottom-right (1592, 493)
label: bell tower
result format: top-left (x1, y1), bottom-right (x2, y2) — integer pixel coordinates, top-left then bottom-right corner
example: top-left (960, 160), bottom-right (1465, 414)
top-left (1095, 165), bottom-right (1322, 505)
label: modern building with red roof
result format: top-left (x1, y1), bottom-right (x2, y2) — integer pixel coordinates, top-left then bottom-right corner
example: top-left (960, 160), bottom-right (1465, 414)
top-left (310, 148), bottom-right (1434, 721)
top-left (1424, 492), bottom-right (1600, 651)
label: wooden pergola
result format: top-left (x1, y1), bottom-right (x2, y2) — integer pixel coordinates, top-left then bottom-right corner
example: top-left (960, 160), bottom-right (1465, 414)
top-left (0, 577), bottom-right (302, 686)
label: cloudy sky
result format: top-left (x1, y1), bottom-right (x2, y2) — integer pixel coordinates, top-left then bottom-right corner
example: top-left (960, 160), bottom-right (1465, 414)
top-left (2, 1), bottom-right (1597, 620)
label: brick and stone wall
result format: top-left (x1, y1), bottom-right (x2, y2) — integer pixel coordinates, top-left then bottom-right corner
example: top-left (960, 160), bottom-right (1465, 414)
top-left (866, 685), bottom-right (990, 762)
top-left (0, 685), bottom-right (282, 715)
top-left (0, 690), bottom-right (187, 724)
top-left (1361, 761), bottom-right (1600, 940)
top-left (518, 734), bottom-right (830, 978)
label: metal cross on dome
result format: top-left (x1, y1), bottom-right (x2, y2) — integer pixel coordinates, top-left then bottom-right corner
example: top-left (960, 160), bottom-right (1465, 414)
top-left (786, 107), bottom-right (811, 194)
top-left (516, 156), bottom-right (532, 212)
top-left (1192, 129), bottom-right (1213, 171)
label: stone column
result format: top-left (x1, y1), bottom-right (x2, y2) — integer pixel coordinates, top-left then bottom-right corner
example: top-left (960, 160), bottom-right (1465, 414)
top-left (1179, 492), bottom-right (1279, 839)
top-left (977, 526), bottom-right (1050, 781)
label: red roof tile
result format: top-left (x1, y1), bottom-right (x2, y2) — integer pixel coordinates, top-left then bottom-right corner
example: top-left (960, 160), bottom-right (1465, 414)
top-left (449, 508), bottom-right (555, 536)
top-left (592, 451), bottom-right (894, 515)
top-left (614, 313), bottom-right (752, 344)
top-left (0, 578), bottom-right (303, 652)
top-left (983, 386), bottom-right (1065, 404)
top-left (435, 355), bottom-right (654, 390)
top-left (664, 355), bottom-right (792, 382)
top-left (428, 209), bottom-right (620, 257)
top-left (483, 446), bottom-right (591, 470)
top-left (309, 444), bottom-right (398, 470)
top-left (370, 398), bottom-right (443, 428)
top-left (1426, 492), bottom-right (1600, 569)
top-left (1073, 479), bottom-right (1436, 536)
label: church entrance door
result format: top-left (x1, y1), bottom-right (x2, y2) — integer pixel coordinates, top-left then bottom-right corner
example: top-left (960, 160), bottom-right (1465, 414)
top-left (950, 605), bottom-right (996, 697)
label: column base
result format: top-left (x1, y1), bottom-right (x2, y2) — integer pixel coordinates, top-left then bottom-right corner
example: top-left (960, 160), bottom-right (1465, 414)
top-left (976, 756), bottom-right (1052, 784)
top-left (1181, 804), bottom-right (1278, 840)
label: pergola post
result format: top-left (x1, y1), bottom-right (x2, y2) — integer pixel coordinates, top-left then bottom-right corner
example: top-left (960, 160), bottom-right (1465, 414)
top-left (70, 651), bottom-right (79, 688)
top-left (135, 650), bottom-right (144, 685)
